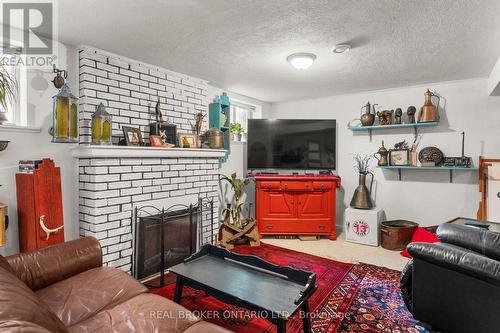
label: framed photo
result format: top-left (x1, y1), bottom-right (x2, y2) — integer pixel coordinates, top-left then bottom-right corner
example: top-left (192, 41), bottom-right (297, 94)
top-left (149, 135), bottom-right (163, 147)
top-left (178, 133), bottom-right (196, 148)
top-left (122, 126), bottom-right (143, 146)
top-left (389, 149), bottom-right (410, 166)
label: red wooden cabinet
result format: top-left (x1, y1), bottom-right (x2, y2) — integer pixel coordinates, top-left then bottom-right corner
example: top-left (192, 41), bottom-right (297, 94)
top-left (255, 175), bottom-right (340, 239)
top-left (16, 159), bottom-right (65, 252)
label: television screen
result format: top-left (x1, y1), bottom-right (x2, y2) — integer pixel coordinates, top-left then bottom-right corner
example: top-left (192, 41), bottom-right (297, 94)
top-left (247, 119), bottom-right (336, 170)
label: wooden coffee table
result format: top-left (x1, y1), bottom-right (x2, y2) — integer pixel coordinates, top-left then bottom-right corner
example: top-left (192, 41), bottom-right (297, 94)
top-left (169, 244), bottom-right (317, 333)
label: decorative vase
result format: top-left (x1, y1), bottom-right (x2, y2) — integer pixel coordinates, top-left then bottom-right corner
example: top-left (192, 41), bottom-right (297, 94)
top-left (350, 172), bottom-right (374, 209)
top-left (231, 133), bottom-right (241, 141)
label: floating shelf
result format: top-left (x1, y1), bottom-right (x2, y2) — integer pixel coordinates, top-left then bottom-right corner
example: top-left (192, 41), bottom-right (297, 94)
top-left (378, 165), bottom-right (478, 183)
top-left (349, 122), bottom-right (439, 141)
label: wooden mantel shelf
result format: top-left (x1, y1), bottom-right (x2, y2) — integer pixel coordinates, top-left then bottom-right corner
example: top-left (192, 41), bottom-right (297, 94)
top-left (71, 145), bottom-right (227, 159)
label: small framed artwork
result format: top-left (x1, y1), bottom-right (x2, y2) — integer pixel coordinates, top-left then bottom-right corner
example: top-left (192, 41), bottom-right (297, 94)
top-left (149, 135), bottom-right (163, 147)
top-left (178, 133), bottom-right (196, 148)
top-left (389, 149), bottom-right (410, 166)
top-left (122, 126), bottom-right (143, 146)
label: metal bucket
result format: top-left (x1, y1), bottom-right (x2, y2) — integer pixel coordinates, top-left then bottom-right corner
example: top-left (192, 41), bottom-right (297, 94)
top-left (380, 220), bottom-right (419, 251)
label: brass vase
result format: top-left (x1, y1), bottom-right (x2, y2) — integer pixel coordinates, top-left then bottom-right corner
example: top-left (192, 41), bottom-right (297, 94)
top-left (350, 172), bottom-right (374, 210)
top-left (418, 89), bottom-right (440, 122)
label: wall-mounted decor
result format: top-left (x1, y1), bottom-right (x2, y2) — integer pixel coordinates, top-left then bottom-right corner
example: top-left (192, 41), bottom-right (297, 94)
top-left (91, 103), bottom-right (112, 145)
top-left (418, 89), bottom-right (440, 123)
top-left (389, 149), bottom-right (410, 166)
top-left (178, 133), bottom-right (196, 148)
top-left (51, 64), bottom-right (67, 89)
top-left (52, 83), bottom-right (78, 143)
top-left (418, 146), bottom-right (444, 166)
top-left (122, 126), bottom-right (143, 146)
top-left (209, 93), bottom-right (230, 160)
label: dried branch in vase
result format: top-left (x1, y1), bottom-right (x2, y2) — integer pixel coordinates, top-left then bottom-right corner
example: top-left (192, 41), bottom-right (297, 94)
top-left (353, 154), bottom-right (373, 174)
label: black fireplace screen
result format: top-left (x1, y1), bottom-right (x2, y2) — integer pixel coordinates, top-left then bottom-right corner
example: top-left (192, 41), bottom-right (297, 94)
top-left (132, 199), bottom-right (215, 282)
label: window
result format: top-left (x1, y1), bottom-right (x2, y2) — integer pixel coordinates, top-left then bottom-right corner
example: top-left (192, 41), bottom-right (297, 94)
top-left (1, 54), bottom-right (27, 126)
top-left (230, 101), bottom-right (258, 138)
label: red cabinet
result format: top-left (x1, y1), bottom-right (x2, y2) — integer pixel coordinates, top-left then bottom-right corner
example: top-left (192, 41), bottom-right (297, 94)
top-left (255, 175), bottom-right (340, 239)
top-left (16, 159), bottom-right (65, 252)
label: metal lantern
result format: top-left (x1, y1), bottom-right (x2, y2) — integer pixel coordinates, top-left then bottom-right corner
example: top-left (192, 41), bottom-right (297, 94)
top-left (52, 83), bottom-right (78, 143)
top-left (91, 103), bottom-right (113, 145)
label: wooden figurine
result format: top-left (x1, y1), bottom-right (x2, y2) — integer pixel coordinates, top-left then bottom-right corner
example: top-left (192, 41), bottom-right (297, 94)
top-left (407, 106), bottom-right (417, 123)
top-left (395, 108), bottom-right (403, 124)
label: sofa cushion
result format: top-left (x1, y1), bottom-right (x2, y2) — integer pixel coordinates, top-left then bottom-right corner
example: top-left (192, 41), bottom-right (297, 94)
top-left (0, 320), bottom-right (53, 333)
top-left (67, 293), bottom-right (204, 333)
top-left (0, 267), bottom-right (67, 333)
top-left (36, 267), bottom-right (147, 327)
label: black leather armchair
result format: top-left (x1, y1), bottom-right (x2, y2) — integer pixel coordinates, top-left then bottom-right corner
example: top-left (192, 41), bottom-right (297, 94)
top-left (400, 223), bottom-right (500, 333)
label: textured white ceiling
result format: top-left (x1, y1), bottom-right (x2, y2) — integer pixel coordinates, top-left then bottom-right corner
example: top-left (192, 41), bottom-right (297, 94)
top-left (57, 0), bottom-right (500, 102)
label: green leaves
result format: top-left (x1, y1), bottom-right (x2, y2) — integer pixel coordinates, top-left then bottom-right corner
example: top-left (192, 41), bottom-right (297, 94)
top-left (230, 122), bottom-right (243, 134)
top-left (0, 64), bottom-right (17, 111)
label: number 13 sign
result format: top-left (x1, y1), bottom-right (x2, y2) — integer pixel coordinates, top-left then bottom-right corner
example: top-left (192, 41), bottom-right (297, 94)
top-left (353, 220), bottom-right (370, 236)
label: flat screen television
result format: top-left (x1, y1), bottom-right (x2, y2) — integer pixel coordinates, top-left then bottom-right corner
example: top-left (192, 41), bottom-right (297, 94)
top-left (247, 119), bottom-right (336, 170)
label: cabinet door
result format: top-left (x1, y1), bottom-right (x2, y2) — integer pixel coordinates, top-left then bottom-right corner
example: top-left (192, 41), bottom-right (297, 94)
top-left (259, 190), bottom-right (296, 220)
top-left (296, 191), bottom-right (331, 219)
top-left (33, 159), bottom-right (65, 248)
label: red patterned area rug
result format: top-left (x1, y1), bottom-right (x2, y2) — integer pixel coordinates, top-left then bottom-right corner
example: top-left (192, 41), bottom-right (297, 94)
top-left (152, 244), bottom-right (428, 333)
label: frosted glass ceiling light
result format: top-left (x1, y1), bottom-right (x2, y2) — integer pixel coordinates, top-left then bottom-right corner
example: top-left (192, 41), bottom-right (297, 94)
top-left (286, 53), bottom-right (316, 70)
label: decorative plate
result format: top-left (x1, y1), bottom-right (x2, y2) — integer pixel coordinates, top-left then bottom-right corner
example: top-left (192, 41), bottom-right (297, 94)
top-left (418, 146), bottom-right (444, 165)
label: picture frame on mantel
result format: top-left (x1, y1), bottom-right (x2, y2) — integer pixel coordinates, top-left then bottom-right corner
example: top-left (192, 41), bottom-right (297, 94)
top-left (389, 149), bottom-right (410, 166)
top-left (178, 133), bottom-right (196, 148)
top-left (122, 126), bottom-right (143, 146)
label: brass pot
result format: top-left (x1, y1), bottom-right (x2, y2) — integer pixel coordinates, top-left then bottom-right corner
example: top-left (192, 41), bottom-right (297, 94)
top-left (350, 172), bottom-right (374, 209)
top-left (206, 128), bottom-right (224, 149)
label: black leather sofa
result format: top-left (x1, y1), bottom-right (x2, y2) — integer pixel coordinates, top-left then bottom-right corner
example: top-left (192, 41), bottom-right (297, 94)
top-left (400, 223), bottom-right (500, 333)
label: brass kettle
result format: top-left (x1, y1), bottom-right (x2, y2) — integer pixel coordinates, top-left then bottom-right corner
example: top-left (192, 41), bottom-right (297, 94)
top-left (374, 141), bottom-right (389, 166)
top-left (360, 101), bottom-right (377, 126)
top-left (418, 89), bottom-right (440, 123)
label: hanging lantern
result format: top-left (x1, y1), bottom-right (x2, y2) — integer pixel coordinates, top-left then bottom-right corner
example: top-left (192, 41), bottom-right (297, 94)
top-left (52, 83), bottom-right (78, 143)
top-left (91, 102), bottom-right (112, 145)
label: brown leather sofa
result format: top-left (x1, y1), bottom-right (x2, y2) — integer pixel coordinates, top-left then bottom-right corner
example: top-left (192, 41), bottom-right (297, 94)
top-left (0, 237), bottom-right (232, 333)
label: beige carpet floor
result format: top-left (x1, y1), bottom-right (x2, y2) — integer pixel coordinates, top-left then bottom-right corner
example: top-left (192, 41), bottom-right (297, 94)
top-left (262, 232), bottom-right (410, 271)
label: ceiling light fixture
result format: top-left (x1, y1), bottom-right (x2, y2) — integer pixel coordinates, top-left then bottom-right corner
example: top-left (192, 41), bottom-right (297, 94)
top-left (286, 53), bottom-right (317, 70)
top-left (332, 44), bottom-right (351, 54)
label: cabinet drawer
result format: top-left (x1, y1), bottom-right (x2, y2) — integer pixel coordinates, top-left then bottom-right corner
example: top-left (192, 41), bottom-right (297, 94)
top-left (281, 181), bottom-right (312, 191)
top-left (312, 181), bottom-right (333, 190)
top-left (258, 181), bottom-right (281, 190)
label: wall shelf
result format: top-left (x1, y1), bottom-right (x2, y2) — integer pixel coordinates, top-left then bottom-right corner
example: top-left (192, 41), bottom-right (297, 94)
top-left (378, 165), bottom-right (478, 183)
top-left (349, 122), bottom-right (439, 141)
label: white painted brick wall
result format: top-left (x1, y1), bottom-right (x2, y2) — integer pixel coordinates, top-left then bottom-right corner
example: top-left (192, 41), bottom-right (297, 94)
top-left (78, 157), bottom-right (220, 273)
top-left (79, 47), bottom-right (209, 145)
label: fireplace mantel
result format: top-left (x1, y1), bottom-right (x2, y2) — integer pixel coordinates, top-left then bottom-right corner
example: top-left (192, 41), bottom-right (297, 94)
top-left (71, 145), bottom-right (227, 159)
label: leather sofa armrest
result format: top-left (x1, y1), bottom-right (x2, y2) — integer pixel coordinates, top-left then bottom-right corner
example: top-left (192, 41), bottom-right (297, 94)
top-left (399, 260), bottom-right (413, 313)
top-left (437, 223), bottom-right (500, 261)
top-left (408, 242), bottom-right (500, 287)
top-left (6, 237), bottom-right (102, 291)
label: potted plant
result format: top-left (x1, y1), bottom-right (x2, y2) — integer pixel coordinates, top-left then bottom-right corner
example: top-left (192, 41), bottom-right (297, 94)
top-left (0, 63), bottom-right (17, 124)
top-left (230, 122), bottom-right (243, 141)
top-left (221, 172), bottom-right (250, 228)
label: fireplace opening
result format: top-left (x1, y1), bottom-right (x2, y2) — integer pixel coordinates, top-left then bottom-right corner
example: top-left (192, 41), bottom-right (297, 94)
top-left (132, 199), bottom-right (215, 283)
top-left (133, 206), bottom-right (197, 281)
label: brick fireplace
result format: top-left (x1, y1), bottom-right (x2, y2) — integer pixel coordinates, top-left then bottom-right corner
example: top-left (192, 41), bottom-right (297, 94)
top-left (73, 147), bottom-right (224, 272)
top-left (73, 46), bottom-right (225, 273)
